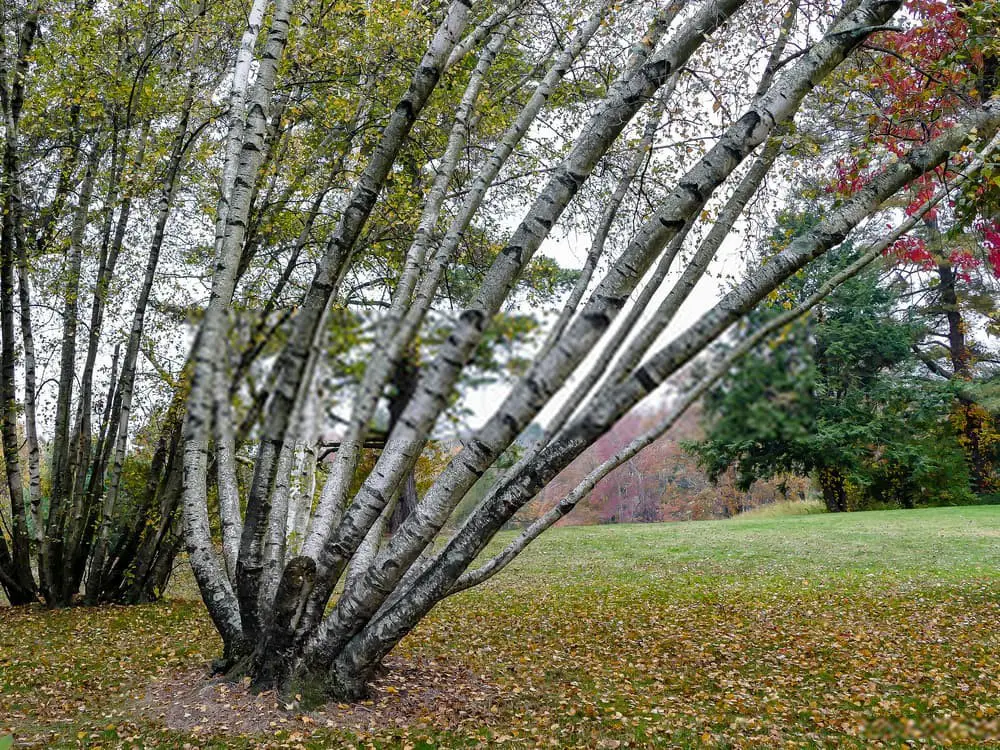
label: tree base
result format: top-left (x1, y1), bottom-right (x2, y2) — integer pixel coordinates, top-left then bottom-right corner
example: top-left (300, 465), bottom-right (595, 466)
top-left (279, 658), bottom-right (377, 707)
top-left (215, 642), bottom-right (377, 707)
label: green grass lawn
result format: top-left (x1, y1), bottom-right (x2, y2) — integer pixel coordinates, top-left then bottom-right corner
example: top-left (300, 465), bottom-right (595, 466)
top-left (2, 506), bottom-right (998, 748)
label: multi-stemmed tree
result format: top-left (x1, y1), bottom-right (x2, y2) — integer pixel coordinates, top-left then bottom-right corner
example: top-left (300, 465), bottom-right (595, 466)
top-left (0, 0), bottom-right (232, 606)
top-left (2, 0), bottom-right (994, 705)
top-left (177, 0), bottom-right (1000, 701)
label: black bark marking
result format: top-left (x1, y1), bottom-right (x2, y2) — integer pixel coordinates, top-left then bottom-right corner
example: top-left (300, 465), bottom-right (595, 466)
top-left (594, 293), bottom-right (627, 311)
top-left (722, 142), bottom-right (743, 163)
top-left (467, 438), bottom-right (491, 460)
top-left (501, 244), bottom-right (523, 264)
top-left (635, 366), bottom-right (658, 393)
top-left (556, 169), bottom-right (584, 194)
top-left (659, 217), bottom-right (685, 231)
top-left (738, 110), bottom-right (763, 141)
top-left (678, 181), bottom-right (706, 202)
top-left (395, 99), bottom-right (415, 119)
top-left (459, 308), bottom-right (486, 331)
top-left (582, 310), bottom-right (612, 331)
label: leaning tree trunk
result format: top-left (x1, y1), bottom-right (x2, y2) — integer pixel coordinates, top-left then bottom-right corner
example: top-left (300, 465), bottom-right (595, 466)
top-left (311, 98), bottom-right (997, 703)
top-left (283, 0), bottom-right (906, 696)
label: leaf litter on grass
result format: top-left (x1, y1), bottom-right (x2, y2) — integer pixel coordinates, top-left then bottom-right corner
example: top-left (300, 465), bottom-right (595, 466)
top-left (141, 655), bottom-right (499, 737)
top-left (1, 506), bottom-right (998, 747)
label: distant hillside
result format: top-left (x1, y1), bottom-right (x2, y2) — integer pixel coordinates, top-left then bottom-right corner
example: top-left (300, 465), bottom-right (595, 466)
top-left (512, 403), bottom-right (810, 527)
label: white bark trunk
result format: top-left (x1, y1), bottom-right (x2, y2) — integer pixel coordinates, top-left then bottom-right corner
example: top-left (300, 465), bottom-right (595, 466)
top-left (183, 0), bottom-right (295, 649)
top-left (42, 141), bottom-right (99, 603)
top-left (215, 365), bottom-right (243, 583)
top-left (214, 0), bottom-right (268, 248)
top-left (316, 0), bottom-right (847, 650)
top-left (238, 1), bottom-right (478, 646)
top-left (14, 201), bottom-right (40, 545)
top-left (304, 16), bottom-right (515, 559)
top-left (89, 69), bottom-right (198, 600)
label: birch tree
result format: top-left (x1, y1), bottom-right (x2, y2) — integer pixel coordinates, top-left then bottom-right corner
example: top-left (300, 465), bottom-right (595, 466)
top-left (0, 0), bottom-right (257, 606)
top-left (171, 0), bottom-right (1000, 703)
top-left (0, 0), bottom-right (546, 608)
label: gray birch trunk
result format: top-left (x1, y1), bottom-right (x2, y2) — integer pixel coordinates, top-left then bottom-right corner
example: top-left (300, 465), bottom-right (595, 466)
top-left (216, 364), bottom-right (244, 583)
top-left (213, 0), bottom-right (269, 251)
top-left (286, 444), bottom-right (317, 555)
top-left (179, 0), bottom-right (1000, 708)
top-left (239, 0), bottom-right (475, 656)
top-left (0, 2), bottom-right (39, 604)
top-left (183, 0), bottom-right (297, 654)
top-left (302, 15), bottom-right (518, 567)
top-left (0, 141), bottom-right (33, 602)
top-left (283, 398), bottom-right (322, 559)
top-left (14, 234), bottom-right (40, 544)
top-left (302, 0), bottom-right (826, 669)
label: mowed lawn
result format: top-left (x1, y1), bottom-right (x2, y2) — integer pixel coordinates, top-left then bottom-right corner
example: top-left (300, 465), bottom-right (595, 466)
top-left (2, 506), bottom-right (999, 748)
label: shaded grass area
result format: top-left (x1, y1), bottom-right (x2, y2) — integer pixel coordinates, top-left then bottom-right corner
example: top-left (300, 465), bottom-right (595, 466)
top-left (2, 506), bottom-right (999, 747)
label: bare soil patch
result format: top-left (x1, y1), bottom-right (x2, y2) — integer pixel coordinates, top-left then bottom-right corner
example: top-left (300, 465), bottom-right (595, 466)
top-left (140, 656), bottom-right (501, 739)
